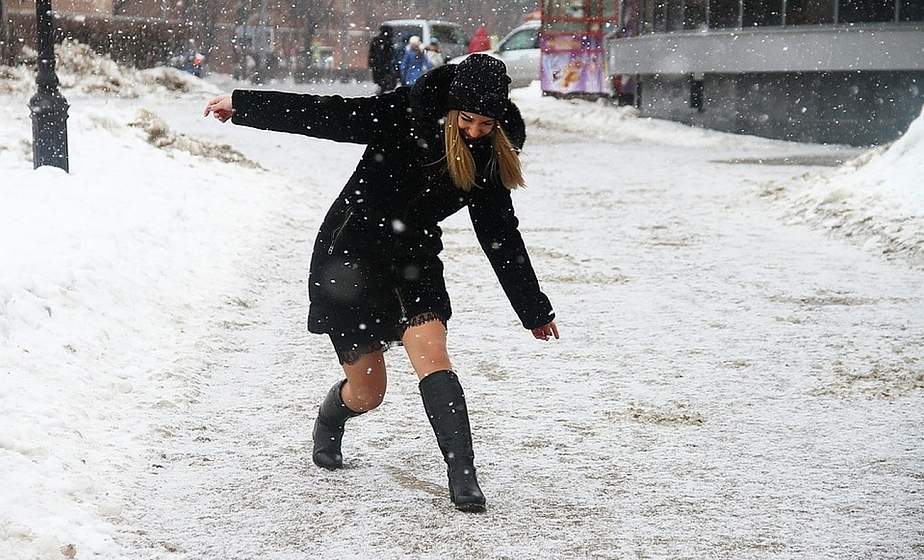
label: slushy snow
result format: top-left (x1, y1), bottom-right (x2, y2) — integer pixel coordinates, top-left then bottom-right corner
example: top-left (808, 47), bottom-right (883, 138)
top-left (1, 46), bottom-right (922, 560)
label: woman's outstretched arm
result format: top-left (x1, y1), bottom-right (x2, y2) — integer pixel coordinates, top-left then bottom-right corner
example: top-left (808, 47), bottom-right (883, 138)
top-left (468, 185), bottom-right (557, 338)
top-left (203, 89), bottom-right (406, 144)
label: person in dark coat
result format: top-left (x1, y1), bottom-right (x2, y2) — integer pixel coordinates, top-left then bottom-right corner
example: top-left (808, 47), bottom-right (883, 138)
top-left (367, 25), bottom-right (397, 94)
top-left (203, 54), bottom-right (559, 512)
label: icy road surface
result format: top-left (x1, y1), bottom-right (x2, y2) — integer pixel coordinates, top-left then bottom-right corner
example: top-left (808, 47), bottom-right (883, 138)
top-left (114, 82), bottom-right (923, 560)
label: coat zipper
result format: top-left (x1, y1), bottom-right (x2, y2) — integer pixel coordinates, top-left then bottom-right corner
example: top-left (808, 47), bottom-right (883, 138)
top-left (327, 210), bottom-right (354, 255)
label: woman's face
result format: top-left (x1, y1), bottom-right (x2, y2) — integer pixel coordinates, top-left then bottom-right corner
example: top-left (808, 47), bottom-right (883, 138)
top-left (457, 111), bottom-right (496, 141)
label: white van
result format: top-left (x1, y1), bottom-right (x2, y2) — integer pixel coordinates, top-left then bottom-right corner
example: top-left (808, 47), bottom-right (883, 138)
top-left (381, 19), bottom-right (469, 62)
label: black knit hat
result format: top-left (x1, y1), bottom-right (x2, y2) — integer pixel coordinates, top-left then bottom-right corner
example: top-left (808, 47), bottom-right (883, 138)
top-left (446, 54), bottom-right (511, 121)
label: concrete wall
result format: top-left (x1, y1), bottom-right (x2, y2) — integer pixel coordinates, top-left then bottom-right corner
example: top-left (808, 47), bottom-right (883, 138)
top-left (638, 71), bottom-right (924, 145)
top-left (608, 24), bottom-right (924, 74)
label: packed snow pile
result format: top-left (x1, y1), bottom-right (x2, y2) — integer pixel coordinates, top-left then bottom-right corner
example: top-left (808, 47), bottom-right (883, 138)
top-left (763, 107), bottom-right (924, 267)
top-left (0, 90), bottom-right (288, 558)
top-left (0, 40), bottom-right (219, 97)
top-left (128, 109), bottom-right (262, 168)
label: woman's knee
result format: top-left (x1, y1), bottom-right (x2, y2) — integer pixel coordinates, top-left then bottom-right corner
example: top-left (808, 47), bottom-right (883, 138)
top-left (346, 386), bottom-right (385, 411)
top-left (402, 319), bottom-right (452, 378)
top-left (341, 353), bottom-right (387, 411)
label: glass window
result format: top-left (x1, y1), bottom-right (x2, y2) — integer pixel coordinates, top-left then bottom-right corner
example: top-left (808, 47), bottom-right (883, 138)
top-left (684, 0), bottom-right (708, 29)
top-left (600, 0), bottom-right (620, 18)
top-left (431, 25), bottom-right (465, 46)
top-left (785, 0), bottom-right (834, 24)
top-left (743, 0), bottom-right (784, 26)
top-left (391, 25), bottom-right (423, 48)
top-left (620, 0), bottom-right (641, 36)
top-left (544, 0), bottom-right (586, 17)
top-left (901, 0), bottom-right (924, 21)
top-left (653, 0), bottom-right (669, 31)
top-left (499, 29), bottom-right (538, 51)
top-left (838, 0), bottom-right (896, 23)
top-left (641, 0), bottom-right (656, 32)
top-left (639, 0), bottom-right (669, 32)
top-left (543, 0), bottom-right (586, 18)
top-left (709, 0), bottom-right (741, 27)
top-left (667, 0), bottom-right (686, 30)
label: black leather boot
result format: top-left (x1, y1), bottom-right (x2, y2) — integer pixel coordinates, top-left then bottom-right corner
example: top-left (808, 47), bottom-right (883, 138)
top-left (419, 370), bottom-right (486, 512)
top-left (312, 379), bottom-right (364, 469)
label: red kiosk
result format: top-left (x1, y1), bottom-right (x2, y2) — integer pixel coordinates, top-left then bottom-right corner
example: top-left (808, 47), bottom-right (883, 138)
top-left (540, 0), bottom-right (620, 97)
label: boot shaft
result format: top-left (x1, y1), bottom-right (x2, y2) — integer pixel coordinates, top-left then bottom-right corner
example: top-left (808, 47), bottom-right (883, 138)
top-left (318, 379), bottom-right (364, 428)
top-left (419, 370), bottom-right (475, 464)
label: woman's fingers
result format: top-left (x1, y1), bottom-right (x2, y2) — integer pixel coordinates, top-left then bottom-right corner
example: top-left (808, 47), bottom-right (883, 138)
top-left (531, 321), bottom-right (559, 341)
top-left (203, 95), bottom-right (231, 119)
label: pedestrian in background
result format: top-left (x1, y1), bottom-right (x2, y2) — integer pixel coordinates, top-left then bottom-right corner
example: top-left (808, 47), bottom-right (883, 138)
top-left (368, 25), bottom-right (398, 94)
top-left (468, 25), bottom-right (492, 53)
top-left (202, 54), bottom-right (559, 512)
top-left (399, 35), bottom-right (431, 86)
top-left (424, 39), bottom-right (444, 69)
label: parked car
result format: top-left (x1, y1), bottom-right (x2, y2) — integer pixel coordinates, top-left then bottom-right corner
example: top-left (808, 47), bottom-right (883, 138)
top-left (447, 20), bottom-right (540, 88)
top-left (382, 19), bottom-right (469, 62)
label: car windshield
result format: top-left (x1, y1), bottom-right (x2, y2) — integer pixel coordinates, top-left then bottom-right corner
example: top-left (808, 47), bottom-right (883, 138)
top-left (431, 24), bottom-right (466, 45)
top-left (390, 25), bottom-right (423, 48)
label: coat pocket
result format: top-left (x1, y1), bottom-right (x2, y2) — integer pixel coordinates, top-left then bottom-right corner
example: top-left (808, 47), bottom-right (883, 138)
top-left (327, 209), bottom-right (354, 255)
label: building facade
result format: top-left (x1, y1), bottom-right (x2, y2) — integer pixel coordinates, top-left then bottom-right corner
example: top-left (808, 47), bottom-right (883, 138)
top-left (607, 0), bottom-right (924, 145)
top-left (3, 1), bottom-right (535, 76)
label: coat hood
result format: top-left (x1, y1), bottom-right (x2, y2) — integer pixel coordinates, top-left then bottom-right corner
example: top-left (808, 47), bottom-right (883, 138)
top-left (407, 64), bottom-right (527, 151)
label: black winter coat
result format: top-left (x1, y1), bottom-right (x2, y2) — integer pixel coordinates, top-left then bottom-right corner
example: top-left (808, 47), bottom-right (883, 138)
top-left (231, 65), bottom-right (554, 350)
top-left (367, 34), bottom-right (396, 88)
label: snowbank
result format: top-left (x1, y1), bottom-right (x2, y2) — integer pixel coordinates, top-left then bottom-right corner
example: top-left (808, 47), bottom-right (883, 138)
top-left (510, 82), bottom-right (782, 149)
top-left (0, 40), bottom-right (220, 98)
top-left (0, 47), bottom-right (286, 559)
top-left (763, 107), bottom-right (924, 266)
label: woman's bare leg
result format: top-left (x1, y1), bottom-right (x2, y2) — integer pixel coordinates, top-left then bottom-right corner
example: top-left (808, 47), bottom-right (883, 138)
top-left (340, 350), bottom-right (388, 412)
top-left (401, 320), bottom-right (452, 379)
top-left (312, 350), bottom-right (385, 469)
top-left (404, 319), bottom-right (485, 510)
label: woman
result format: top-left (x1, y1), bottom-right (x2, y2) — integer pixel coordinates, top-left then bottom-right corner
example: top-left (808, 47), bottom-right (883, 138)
top-left (203, 55), bottom-right (559, 512)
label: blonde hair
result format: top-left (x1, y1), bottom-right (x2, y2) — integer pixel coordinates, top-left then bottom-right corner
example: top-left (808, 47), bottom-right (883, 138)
top-left (442, 110), bottom-right (525, 192)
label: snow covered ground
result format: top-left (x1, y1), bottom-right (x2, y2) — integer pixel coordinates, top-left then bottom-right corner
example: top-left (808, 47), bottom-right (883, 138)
top-left (1, 49), bottom-right (922, 559)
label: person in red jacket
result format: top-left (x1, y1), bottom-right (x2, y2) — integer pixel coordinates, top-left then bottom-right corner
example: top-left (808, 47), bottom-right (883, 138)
top-left (468, 25), bottom-right (492, 53)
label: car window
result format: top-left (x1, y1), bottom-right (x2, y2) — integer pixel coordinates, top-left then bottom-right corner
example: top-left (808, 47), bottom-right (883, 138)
top-left (390, 25), bottom-right (423, 47)
top-left (431, 24), bottom-right (466, 45)
top-left (499, 29), bottom-right (538, 52)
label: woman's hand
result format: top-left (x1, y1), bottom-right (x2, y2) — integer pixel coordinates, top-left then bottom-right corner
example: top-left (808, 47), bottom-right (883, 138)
top-left (203, 94), bottom-right (233, 122)
top-left (531, 320), bottom-right (559, 341)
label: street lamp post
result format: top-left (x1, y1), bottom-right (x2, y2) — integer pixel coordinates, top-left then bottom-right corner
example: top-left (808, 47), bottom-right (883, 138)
top-left (0, 0), bottom-right (9, 65)
top-left (29, 0), bottom-right (69, 172)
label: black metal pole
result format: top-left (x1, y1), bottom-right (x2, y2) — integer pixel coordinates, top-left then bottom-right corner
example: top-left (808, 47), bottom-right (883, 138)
top-left (0, 0), bottom-right (8, 65)
top-left (29, 0), bottom-right (69, 172)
